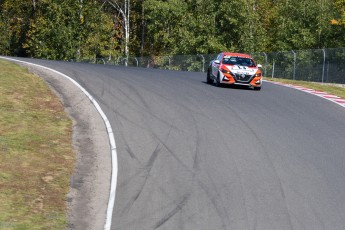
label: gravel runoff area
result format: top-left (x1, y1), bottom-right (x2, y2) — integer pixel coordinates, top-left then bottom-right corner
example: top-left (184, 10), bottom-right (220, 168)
top-left (19, 63), bottom-right (112, 230)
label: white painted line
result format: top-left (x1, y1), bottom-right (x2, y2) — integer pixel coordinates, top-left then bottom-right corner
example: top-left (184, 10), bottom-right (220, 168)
top-left (268, 80), bottom-right (345, 109)
top-left (0, 56), bottom-right (117, 230)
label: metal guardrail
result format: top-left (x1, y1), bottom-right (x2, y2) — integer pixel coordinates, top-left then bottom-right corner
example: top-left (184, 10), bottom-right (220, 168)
top-left (70, 47), bottom-right (345, 84)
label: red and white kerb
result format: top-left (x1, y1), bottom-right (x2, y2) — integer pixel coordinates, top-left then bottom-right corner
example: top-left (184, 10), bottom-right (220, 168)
top-left (269, 81), bottom-right (345, 108)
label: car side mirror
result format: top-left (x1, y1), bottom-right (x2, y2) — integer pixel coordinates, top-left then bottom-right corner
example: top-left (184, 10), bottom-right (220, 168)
top-left (214, 60), bottom-right (220, 64)
top-left (257, 64), bottom-right (262, 68)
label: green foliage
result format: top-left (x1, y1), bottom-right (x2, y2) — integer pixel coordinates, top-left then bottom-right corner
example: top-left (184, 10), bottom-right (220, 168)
top-left (0, 0), bottom-right (344, 58)
top-left (271, 0), bottom-right (340, 50)
top-left (0, 0), bottom-right (33, 56)
top-left (0, 14), bottom-right (11, 56)
top-left (335, 0), bottom-right (345, 23)
top-left (143, 0), bottom-right (188, 54)
top-left (24, 0), bottom-right (78, 59)
top-left (76, 2), bottom-right (120, 60)
top-left (0, 0), bottom-right (120, 59)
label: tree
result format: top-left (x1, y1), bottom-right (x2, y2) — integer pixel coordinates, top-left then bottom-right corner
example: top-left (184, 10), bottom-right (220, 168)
top-left (0, 9), bottom-right (12, 56)
top-left (0, 0), bottom-right (35, 56)
top-left (143, 0), bottom-right (188, 55)
top-left (22, 0), bottom-right (120, 60)
top-left (77, 1), bottom-right (121, 61)
top-left (24, 0), bottom-right (80, 59)
top-left (103, 0), bottom-right (131, 63)
top-left (334, 0), bottom-right (345, 24)
top-left (270, 0), bottom-right (339, 50)
top-left (1, 0), bottom-right (345, 58)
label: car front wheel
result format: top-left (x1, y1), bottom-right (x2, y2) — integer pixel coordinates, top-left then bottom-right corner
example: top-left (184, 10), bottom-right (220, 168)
top-left (216, 73), bottom-right (221, 87)
top-left (206, 70), bottom-right (213, 84)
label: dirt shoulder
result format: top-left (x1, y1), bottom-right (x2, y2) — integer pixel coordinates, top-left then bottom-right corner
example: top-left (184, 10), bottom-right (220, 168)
top-left (22, 64), bottom-right (112, 230)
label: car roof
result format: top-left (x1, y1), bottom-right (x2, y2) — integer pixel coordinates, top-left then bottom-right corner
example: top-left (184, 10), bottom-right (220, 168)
top-left (222, 52), bottom-right (253, 59)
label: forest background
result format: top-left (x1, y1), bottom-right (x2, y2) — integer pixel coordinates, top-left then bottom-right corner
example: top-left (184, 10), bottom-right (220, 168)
top-left (1, 0), bottom-right (345, 60)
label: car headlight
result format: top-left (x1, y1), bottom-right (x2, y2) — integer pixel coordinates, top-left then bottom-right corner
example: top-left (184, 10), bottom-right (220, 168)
top-left (221, 68), bottom-right (235, 77)
top-left (255, 72), bottom-right (262, 77)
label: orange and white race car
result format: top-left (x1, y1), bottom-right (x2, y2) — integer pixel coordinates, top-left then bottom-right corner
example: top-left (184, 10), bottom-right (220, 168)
top-left (207, 52), bottom-right (262, 90)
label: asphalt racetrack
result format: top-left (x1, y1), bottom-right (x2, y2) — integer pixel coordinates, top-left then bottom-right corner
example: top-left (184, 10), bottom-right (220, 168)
top-left (8, 59), bottom-right (345, 230)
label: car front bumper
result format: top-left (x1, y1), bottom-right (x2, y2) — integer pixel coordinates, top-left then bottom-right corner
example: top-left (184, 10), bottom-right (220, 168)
top-left (221, 73), bottom-right (262, 87)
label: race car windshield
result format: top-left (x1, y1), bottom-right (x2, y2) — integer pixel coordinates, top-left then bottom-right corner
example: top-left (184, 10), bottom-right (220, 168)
top-left (223, 57), bottom-right (256, 67)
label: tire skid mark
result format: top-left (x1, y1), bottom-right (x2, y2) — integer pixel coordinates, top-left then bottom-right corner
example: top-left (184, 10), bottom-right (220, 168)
top-left (116, 103), bottom-right (218, 228)
top-left (121, 118), bottom-right (177, 214)
top-left (113, 113), bottom-right (141, 162)
top-left (220, 98), bottom-right (295, 230)
top-left (154, 193), bottom-right (191, 229)
top-left (208, 125), bottom-right (250, 230)
top-left (289, 210), bottom-right (308, 230)
top-left (196, 179), bottom-right (229, 230)
top-left (200, 108), bottom-right (251, 229)
top-left (113, 192), bottom-right (191, 230)
top-left (123, 75), bottom-right (214, 121)
top-left (121, 143), bottom-right (162, 214)
top-left (287, 185), bottom-right (327, 229)
top-left (115, 77), bottom-right (151, 111)
top-left (155, 135), bottom-right (191, 171)
top-left (191, 115), bottom-right (201, 170)
top-left (103, 86), bottom-right (185, 136)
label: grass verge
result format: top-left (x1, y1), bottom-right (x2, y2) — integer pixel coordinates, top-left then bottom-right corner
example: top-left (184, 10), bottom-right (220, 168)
top-left (265, 77), bottom-right (345, 99)
top-left (0, 60), bottom-right (75, 229)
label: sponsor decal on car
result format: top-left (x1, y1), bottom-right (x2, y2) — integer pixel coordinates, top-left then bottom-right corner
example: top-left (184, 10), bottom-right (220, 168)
top-left (226, 65), bottom-right (256, 75)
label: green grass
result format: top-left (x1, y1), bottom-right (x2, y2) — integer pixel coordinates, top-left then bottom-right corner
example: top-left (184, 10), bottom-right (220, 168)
top-left (0, 60), bottom-right (75, 229)
top-left (265, 77), bottom-right (345, 99)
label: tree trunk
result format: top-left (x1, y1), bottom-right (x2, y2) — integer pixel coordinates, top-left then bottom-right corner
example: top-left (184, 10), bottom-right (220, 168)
top-left (141, 8), bottom-right (145, 56)
top-left (124, 0), bottom-right (130, 66)
top-left (106, 0), bottom-right (130, 65)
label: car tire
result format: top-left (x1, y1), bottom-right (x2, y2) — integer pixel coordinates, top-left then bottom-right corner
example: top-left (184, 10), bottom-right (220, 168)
top-left (254, 86), bottom-right (261, 91)
top-left (216, 73), bottom-right (221, 87)
top-left (206, 70), bottom-right (213, 84)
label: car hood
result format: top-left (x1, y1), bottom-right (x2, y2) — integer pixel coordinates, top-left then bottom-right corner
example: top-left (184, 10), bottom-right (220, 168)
top-left (224, 65), bottom-right (258, 75)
